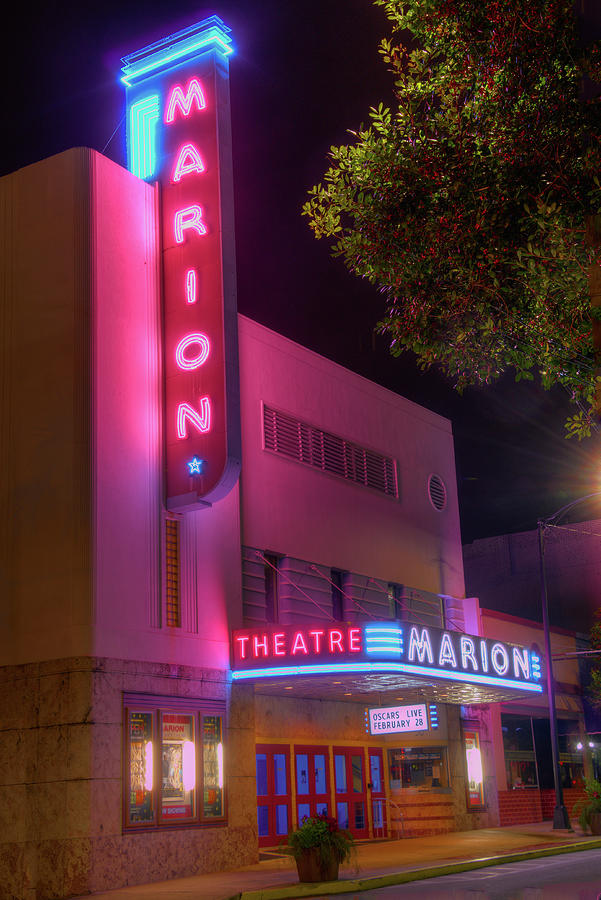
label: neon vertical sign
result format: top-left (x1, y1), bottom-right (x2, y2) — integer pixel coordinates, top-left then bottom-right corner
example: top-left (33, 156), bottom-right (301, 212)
top-left (122, 16), bottom-right (240, 509)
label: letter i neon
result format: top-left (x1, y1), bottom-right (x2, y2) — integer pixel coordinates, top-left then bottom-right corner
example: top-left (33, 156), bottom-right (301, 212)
top-left (186, 269), bottom-right (197, 304)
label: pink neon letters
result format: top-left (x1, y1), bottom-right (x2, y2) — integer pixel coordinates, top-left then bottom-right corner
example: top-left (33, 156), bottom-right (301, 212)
top-left (165, 77), bottom-right (206, 123)
top-left (186, 269), bottom-right (197, 304)
top-left (171, 142), bottom-right (205, 182)
top-left (174, 205), bottom-right (207, 242)
top-left (177, 398), bottom-right (212, 438)
top-left (175, 332), bottom-right (210, 370)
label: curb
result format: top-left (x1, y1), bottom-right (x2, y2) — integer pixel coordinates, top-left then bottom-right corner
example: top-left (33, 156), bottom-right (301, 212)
top-left (228, 838), bottom-right (601, 900)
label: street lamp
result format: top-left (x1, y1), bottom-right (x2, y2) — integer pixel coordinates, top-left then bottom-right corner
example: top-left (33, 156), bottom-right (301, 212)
top-left (538, 491), bottom-right (601, 830)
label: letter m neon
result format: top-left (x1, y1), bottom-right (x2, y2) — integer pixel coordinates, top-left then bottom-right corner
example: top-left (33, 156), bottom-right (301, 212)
top-left (408, 627), bottom-right (434, 664)
top-left (165, 77), bottom-right (206, 123)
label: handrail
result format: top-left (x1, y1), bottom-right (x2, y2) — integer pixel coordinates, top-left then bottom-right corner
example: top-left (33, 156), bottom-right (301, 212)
top-left (374, 797), bottom-right (404, 840)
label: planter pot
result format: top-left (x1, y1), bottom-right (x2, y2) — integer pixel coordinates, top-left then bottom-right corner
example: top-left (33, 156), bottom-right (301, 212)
top-left (295, 847), bottom-right (340, 882)
top-left (589, 812), bottom-right (601, 835)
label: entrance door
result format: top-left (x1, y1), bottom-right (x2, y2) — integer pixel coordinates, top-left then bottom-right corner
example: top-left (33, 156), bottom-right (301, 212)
top-left (368, 748), bottom-right (387, 838)
top-left (256, 745), bottom-right (291, 847)
top-left (333, 747), bottom-right (368, 838)
top-left (294, 746), bottom-right (330, 825)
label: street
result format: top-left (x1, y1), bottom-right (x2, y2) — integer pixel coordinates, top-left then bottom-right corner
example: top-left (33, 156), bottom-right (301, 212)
top-left (314, 848), bottom-right (601, 899)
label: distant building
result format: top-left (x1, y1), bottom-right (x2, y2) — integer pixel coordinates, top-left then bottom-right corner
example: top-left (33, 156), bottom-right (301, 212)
top-left (464, 524), bottom-right (601, 825)
top-left (464, 519), bottom-right (601, 633)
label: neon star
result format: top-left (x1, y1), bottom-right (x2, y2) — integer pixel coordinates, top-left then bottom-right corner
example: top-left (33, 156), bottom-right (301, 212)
top-left (187, 456), bottom-right (204, 475)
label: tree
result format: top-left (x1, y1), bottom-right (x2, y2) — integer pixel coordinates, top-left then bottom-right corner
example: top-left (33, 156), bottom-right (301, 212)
top-left (303, 0), bottom-right (601, 437)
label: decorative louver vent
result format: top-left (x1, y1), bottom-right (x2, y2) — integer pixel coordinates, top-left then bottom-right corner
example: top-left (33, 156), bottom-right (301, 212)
top-left (263, 405), bottom-right (398, 498)
top-left (428, 473), bottom-right (447, 511)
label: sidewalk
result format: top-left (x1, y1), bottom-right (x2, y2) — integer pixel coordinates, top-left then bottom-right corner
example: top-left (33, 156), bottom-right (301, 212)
top-left (75, 822), bottom-right (601, 900)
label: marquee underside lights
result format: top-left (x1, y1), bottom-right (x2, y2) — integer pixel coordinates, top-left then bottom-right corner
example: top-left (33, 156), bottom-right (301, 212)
top-left (122, 15), bottom-right (241, 509)
top-left (230, 621), bottom-right (544, 696)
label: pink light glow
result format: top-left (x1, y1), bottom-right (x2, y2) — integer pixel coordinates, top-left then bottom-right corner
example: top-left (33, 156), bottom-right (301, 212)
top-left (186, 269), bottom-right (197, 304)
top-left (144, 741), bottom-right (153, 792)
top-left (165, 77), bottom-right (207, 123)
top-left (171, 142), bottom-right (206, 182)
top-left (175, 332), bottom-right (210, 370)
top-left (174, 205), bottom-right (207, 243)
top-left (182, 741), bottom-right (196, 791)
top-left (176, 397), bottom-right (212, 438)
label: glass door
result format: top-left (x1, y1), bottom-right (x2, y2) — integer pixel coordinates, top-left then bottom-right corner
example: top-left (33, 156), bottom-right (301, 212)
top-left (294, 745), bottom-right (330, 825)
top-left (333, 747), bottom-right (368, 839)
top-left (368, 748), bottom-right (387, 838)
top-left (256, 745), bottom-right (291, 847)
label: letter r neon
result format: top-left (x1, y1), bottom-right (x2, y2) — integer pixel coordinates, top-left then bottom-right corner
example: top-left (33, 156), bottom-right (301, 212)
top-left (174, 205), bottom-right (207, 243)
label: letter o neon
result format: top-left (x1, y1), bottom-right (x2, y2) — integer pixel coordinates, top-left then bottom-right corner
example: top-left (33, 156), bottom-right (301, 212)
top-left (491, 643), bottom-right (509, 676)
top-left (175, 333), bottom-right (210, 370)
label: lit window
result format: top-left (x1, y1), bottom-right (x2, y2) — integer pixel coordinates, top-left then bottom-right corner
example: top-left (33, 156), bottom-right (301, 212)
top-left (165, 518), bottom-right (180, 628)
top-left (125, 699), bottom-right (225, 829)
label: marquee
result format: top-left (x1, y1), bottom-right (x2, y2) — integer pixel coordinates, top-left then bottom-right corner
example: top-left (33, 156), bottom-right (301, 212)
top-left (231, 621), bottom-right (544, 694)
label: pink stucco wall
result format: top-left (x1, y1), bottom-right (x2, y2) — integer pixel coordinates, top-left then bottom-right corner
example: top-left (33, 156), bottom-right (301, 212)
top-left (237, 315), bottom-right (465, 598)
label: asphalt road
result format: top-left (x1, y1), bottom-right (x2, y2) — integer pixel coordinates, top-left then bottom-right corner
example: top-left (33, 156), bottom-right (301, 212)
top-left (315, 848), bottom-right (601, 899)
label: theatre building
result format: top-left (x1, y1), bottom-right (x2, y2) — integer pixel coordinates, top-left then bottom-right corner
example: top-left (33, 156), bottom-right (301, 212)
top-left (0, 16), bottom-right (544, 900)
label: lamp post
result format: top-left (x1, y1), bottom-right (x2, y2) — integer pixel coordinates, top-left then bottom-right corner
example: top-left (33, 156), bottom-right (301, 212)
top-left (538, 491), bottom-right (601, 830)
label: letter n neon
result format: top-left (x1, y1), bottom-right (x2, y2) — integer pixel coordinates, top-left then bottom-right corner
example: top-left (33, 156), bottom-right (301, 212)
top-left (176, 397), bottom-right (211, 438)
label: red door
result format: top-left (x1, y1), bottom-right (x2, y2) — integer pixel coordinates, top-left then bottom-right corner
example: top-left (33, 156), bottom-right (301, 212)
top-left (256, 745), bottom-right (291, 847)
top-left (368, 748), bottom-right (388, 838)
top-left (294, 745), bottom-right (330, 826)
top-left (333, 747), bottom-right (369, 839)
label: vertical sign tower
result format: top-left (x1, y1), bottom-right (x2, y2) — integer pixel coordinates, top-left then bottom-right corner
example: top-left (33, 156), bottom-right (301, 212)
top-left (121, 16), bottom-right (241, 509)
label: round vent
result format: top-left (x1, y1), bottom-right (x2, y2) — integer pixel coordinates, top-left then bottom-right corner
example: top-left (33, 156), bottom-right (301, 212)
top-left (428, 474), bottom-right (447, 511)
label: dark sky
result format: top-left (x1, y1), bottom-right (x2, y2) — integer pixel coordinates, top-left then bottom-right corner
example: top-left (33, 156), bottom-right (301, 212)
top-left (5, 0), bottom-right (601, 543)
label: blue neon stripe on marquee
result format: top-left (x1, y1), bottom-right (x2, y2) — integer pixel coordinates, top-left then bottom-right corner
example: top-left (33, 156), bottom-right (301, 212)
top-left (230, 661), bottom-right (544, 693)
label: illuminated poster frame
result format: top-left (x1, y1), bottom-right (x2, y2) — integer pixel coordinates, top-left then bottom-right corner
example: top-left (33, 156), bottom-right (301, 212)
top-left (121, 16), bottom-right (241, 510)
top-left (464, 728), bottom-right (485, 809)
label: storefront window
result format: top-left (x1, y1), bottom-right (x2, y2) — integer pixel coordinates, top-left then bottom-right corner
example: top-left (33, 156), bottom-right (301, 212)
top-left (387, 746), bottom-right (449, 791)
top-left (124, 699), bottom-right (225, 829)
top-left (502, 714), bottom-right (538, 789)
top-left (558, 720), bottom-right (585, 788)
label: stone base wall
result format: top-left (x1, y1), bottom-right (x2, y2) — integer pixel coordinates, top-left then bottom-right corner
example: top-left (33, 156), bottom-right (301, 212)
top-left (0, 658), bottom-right (257, 900)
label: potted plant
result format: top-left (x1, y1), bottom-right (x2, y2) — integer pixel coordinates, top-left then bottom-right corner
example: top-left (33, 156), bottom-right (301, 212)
top-left (574, 778), bottom-right (601, 834)
top-left (286, 813), bottom-right (355, 882)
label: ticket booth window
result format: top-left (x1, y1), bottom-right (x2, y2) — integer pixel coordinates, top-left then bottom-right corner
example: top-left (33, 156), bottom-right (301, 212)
top-left (387, 746), bottom-right (449, 791)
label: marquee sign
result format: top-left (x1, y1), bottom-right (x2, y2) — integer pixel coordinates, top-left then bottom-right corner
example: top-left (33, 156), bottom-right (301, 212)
top-left (121, 16), bottom-right (241, 509)
top-left (231, 621), bottom-right (544, 694)
top-left (367, 703), bottom-right (429, 735)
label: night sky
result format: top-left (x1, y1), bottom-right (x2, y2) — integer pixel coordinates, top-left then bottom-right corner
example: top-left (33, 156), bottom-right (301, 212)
top-left (5, 0), bottom-right (601, 543)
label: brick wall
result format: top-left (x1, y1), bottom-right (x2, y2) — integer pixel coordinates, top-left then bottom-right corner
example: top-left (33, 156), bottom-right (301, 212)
top-left (498, 790), bottom-right (543, 825)
top-left (499, 787), bottom-right (586, 825)
top-left (541, 787), bottom-right (586, 820)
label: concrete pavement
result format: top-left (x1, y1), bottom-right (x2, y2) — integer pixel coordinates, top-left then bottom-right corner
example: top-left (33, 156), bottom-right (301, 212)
top-left (74, 822), bottom-right (601, 900)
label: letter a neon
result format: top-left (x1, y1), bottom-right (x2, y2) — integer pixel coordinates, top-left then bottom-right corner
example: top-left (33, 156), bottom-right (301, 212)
top-left (171, 142), bottom-right (205, 183)
top-left (165, 77), bottom-right (206, 123)
top-left (177, 397), bottom-right (211, 438)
